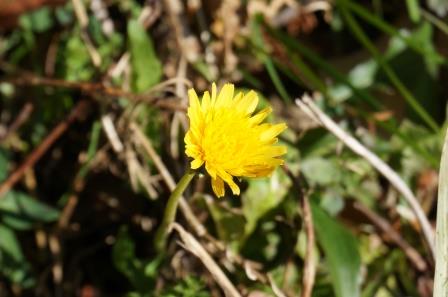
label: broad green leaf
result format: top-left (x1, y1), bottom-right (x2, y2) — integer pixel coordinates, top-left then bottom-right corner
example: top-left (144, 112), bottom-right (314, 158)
top-left (0, 224), bottom-right (34, 287)
top-left (0, 191), bottom-right (60, 230)
top-left (312, 203), bottom-right (361, 297)
top-left (206, 199), bottom-right (245, 244)
top-left (0, 224), bottom-right (23, 261)
top-left (301, 158), bottom-right (341, 186)
top-left (128, 20), bottom-right (162, 92)
top-left (242, 169), bottom-right (290, 236)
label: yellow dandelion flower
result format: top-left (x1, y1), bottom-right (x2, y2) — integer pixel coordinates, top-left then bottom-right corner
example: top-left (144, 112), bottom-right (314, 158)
top-left (184, 83), bottom-right (287, 197)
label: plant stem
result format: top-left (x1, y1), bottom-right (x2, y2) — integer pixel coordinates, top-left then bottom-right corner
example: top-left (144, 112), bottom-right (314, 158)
top-left (154, 170), bottom-right (195, 252)
top-left (434, 128), bottom-right (448, 296)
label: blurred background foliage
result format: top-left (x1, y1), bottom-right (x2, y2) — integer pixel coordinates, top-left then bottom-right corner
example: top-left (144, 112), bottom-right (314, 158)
top-left (0, 0), bottom-right (447, 296)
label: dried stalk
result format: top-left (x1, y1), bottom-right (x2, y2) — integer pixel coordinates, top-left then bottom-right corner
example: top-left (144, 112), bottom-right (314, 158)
top-left (433, 128), bottom-right (448, 296)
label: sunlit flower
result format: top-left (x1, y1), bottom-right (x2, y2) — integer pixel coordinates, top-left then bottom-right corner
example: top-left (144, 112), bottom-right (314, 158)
top-left (184, 83), bottom-right (287, 197)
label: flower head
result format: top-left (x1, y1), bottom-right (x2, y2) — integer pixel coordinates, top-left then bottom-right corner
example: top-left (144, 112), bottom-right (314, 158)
top-left (185, 83), bottom-right (287, 197)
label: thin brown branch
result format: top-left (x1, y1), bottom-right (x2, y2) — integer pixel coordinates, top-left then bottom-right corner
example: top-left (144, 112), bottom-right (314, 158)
top-left (1, 75), bottom-right (185, 111)
top-left (129, 122), bottom-right (207, 237)
top-left (300, 185), bottom-right (315, 297)
top-left (0, 102), bottom-right (33, 143)
top-left (0, 61), bottom-right (189, 112)
top-left (283, 166), bottom-right (316, 297)
top-left (0, 100), bottom-right (89, 197)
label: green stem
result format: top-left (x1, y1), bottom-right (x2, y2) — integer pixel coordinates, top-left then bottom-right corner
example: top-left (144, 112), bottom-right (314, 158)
top-left (154, 171), bottom-right (196, 252)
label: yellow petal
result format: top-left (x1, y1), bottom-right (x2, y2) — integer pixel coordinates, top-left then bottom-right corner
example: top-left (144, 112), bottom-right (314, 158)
top-left (217, 168), bottom-right (240, 195)
top-left (191, 158), bottom-right (204, 169)
top-left (211, 177), bottom-right (225, 197)
top-left (202, 91), bottom-right (211, 112)
top-left (249, 107), bottom-right (272, 125)
top-left (205, 162), bottom-right (217, 179)
top-left (211, 82), bottom-right (217, 104)
top-left (216, 83), bottom-right (234, 107)
top-left (185, 140), bottom-right (199, 154)
top-left (263, 145), bottom-right (287, 157)
top-left (188, 88), bottom-right (201, 110)
top-left (187, 89), bottom-right (203, 129)
top-left (260, 123), bottom-right (287, 142)
top-left (236, 90), bottom-right (258, 115)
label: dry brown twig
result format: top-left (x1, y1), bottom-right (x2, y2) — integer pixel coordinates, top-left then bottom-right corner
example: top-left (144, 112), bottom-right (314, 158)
top-left (300, 186), bottom-right (315, 297)
top-left (125, 144), bottom-right (159, 199)
top-left (170, 55), bottom-right (189, 159)
top-left (171, 223), bottom-right (242, 297)
top-left (353, 201), bottom-right (427, 271)
top-left (295, 94), bottom-right (435, 258)
top-left (71, 0), bottom-right (102, 67)
top-left (0, 73), bottom-right (188, 112)
top-left (0, 100), bottom-right (89, 197)
top-left (283, 166), bottom-right (316, 297)
top-left (101, 114), bottom-right (124, 153)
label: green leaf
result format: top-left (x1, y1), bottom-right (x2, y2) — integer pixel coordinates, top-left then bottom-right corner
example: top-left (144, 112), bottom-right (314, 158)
top-left (301, 158), bottom-right (341, 186)
top-left (160, 276), bottom-right (210, 297)
top-left (311, 202), bottom-right (361, 297)
top-left (407, 22), bottom-right (444, 77)
top-left (128, 20), bottom-right (162, 92)
top-left (0, 224), bottom-right (35, 287)
top-left (19, 7), bottom-right (54, 33)
top-left (0, 191), bottom-right (60, 230)
top-left (0, 224), bottom-right (23, 261)
top-left (206, 199), bottom-right (246, 244)
top-left (242, 169), bottom-right (290, 237)
top-left (55, 4), bottom-right (74, 26)
top-left (406, 0), bottom-right (421, 23)
top-left (64, 34), bottom-right (95, 81)
top-left (0, 149), bottom-right (9, 182)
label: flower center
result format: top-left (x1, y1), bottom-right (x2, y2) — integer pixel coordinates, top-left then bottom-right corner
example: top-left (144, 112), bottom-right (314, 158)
top-left (201, 108), bottom-right (253, 170)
